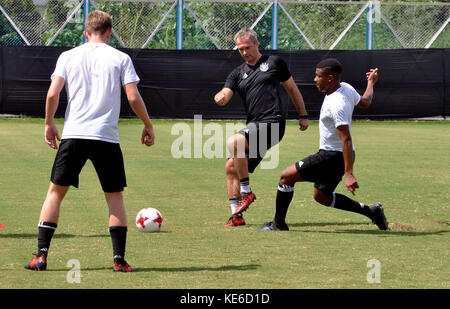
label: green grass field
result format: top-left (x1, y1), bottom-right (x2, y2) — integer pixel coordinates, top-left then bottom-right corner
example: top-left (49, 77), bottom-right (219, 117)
top-left (0, 118), bottom-right (449, 289)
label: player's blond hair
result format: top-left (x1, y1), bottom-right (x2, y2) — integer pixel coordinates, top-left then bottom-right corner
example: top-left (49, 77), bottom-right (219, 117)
top-left (85, 10), bottom-right (112, 35)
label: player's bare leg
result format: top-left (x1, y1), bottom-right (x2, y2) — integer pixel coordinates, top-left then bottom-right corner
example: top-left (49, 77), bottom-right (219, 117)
top-left (227, 134), bottom-right (256, 215)
top-left (25, 183), bottom-right (68, 271)
top-left (225, 159), bottom-right (240, 200)
top-left (105, 192), bottom-right (127, 227)
top-left (227, 133), bottom-right (248, 179)
top-left (104, 191), bottom-right (134, 272)
top-left (39, 183), bottom-right (69, 223)
top-left (224, 159), bottom-right (245, 226)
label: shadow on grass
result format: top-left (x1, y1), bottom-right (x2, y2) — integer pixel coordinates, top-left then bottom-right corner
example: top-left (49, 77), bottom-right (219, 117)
top-left (0, 233), bottom-right (110, 239)
top-left (247, 221), bottom-right (367, 229)
top-left (133, 264), bottom-right (261, 273)
top-left (44, 264), bottom-right (261, 273)
top-left (282, 222), bottom-right (448, 236)
top-left (288, 222), bottom-right (368, 228)
top-left (253, 222), bottom-right (449, 236)
top-left (302, 229), bottom-right (449, 236)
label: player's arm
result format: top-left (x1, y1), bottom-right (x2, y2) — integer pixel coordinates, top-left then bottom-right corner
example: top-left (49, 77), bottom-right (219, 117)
top-left (44, 76), bottom-right (65, 149)
top-left (214, 88), bottom-right (234, 106)
top-left (281, 76), bottom-right (309, 131)
top-left (337, 124), bottom-right (359, 195)
top-left (357, 68), bottom-right (378, 108)
top-left (124, 82), bottom-right (155, 147)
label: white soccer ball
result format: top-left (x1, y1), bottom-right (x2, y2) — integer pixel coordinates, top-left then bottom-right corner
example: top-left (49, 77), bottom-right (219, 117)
top-left (136, 208), bottom-right (163, 232)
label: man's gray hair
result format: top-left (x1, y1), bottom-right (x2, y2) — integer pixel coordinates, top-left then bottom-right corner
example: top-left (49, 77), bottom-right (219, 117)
top-left (234, 28), bottom-right (258, 43)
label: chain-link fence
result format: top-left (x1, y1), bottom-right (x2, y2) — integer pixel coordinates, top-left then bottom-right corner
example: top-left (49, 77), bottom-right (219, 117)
top-left (0, 0), bottom-right (449, 49)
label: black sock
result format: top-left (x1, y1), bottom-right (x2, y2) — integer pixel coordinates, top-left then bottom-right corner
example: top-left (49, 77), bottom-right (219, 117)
top-left (37, 222), bottom-right (57, 257)
top-left (274, 184), bottom-right (294, 224)
top-left (332, 193), bottom-right (372, 217)
top-left (109, 226), bottom-right (127, 261)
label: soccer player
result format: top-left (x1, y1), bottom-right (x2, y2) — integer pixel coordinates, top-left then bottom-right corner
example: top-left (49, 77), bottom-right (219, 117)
top-left (259, 58), bottom-right (389, 231)
top-left (214, 29), bottom-right (309, 227)
top-left (25, 10), bottom-right (155, 272)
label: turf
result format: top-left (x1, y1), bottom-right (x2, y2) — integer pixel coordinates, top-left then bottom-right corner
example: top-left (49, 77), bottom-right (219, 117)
top-left (0, 118), bottom-right (449, 289)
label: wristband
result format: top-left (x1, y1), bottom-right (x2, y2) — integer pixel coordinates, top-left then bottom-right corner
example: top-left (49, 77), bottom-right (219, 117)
top-left (299, 115), bottom-right (308, 119)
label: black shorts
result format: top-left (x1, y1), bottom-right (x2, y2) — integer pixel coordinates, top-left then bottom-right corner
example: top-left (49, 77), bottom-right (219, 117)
top-left (237, 117), bottom-right (286, 173)
top-left (295, 149), bottom-right (349, 195)
top-left (50, 139), bottom-right (127, 192)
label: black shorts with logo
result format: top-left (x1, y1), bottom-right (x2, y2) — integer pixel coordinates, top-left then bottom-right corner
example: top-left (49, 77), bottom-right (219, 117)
top-left (237, 117), bottom-right (286, 173)
top-left (50, 139), bottom-right (127, 192)
top-left (295, 149), bottom-right (349, 195)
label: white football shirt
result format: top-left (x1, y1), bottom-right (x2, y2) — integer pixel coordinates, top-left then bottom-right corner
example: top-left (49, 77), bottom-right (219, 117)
top-left (52, 42), bottom-right (140, 143)
top-left (319, 82), bottom-right (361, 152)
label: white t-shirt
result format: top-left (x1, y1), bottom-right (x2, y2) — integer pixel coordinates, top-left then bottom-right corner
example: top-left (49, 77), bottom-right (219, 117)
top-left (319, 82), bottom-right (361, 152)
top-left (52, 42), bottom-right (140, 143)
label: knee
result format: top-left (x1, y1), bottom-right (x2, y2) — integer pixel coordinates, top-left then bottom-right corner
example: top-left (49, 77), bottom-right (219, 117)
top-left (47, 183), bottom-right (69, 201)
top-left (313, 191), bottom-right (331, 206)
top-left (225, 159), bottom-right (235, 175)
top-left (226, 134), bottom-right (246, 157)
top-left (279, 168), bottom-right (296, 187)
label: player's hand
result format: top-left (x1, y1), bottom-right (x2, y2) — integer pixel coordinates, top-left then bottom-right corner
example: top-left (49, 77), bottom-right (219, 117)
top-left (214, 91), bottom-right (226, 106)
top-left (299, 119), bottom-right (309, 131)
top-left (345, 173), bottom-right (359, 195)
top-left (366, 68), bottom-right (378, 84)
top-left (45, 123), bottom-right (60, 150)
top-left (142, 126), bottom-right (155, 147)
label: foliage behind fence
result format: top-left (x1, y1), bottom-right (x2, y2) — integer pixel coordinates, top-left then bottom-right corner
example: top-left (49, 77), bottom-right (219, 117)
top-left (0, 0), bottom-right (448, 49)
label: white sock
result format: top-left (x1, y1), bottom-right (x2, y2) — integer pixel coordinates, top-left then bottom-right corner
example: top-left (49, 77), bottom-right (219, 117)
top-left (229, 198), bottom-right (238, 214)
top-left (240, 177), bottom-right (251, 194)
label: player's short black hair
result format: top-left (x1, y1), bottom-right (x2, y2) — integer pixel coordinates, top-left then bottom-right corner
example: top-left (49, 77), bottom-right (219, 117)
top-left (316, 58), bottom-right (342, 75)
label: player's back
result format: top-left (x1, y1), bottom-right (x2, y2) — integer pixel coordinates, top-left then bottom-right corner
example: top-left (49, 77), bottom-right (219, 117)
top-left (61, 42), bottom-right (125, 108)
top-left (55, 42), bottom-right (137, 143)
